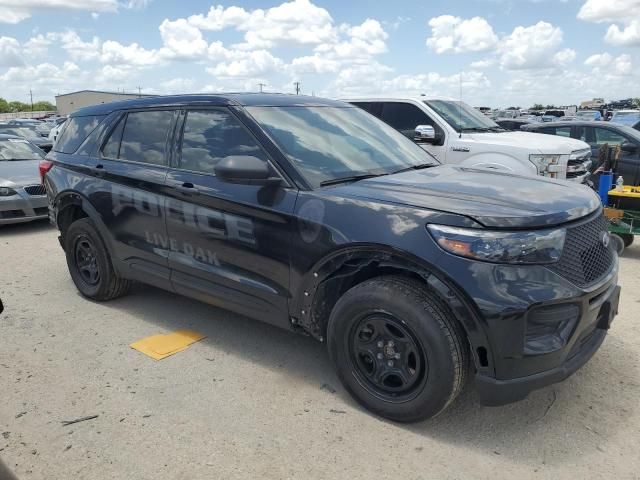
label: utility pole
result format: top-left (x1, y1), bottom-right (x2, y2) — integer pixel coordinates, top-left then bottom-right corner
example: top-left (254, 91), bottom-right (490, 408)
top-left (29, 89), bottom-right (33, 111)
top-left (137, 86), bottom-right (142, 97)
top-left (258, 83), bottom-right (267, 93)
top-left (293, 81), bottom-right (300, 95)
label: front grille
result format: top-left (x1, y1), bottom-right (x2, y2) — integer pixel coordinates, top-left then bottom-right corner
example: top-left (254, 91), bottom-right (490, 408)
top-left (24, 185), bottom-right (46, 196)
top-left (548, 214), bottom-right (614, 287)
top-left (33, 207), bottom-right (48, 216)
top-left (566, 151), bottom-right (592, 180)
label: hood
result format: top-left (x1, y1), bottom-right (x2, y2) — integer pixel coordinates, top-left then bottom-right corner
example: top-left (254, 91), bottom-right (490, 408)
top-left (0, 160), bottom-right (42, 187)
top-left (464, 131), bottom-right (589, 154)
top-left (327, 165), bottom-right (600, 229)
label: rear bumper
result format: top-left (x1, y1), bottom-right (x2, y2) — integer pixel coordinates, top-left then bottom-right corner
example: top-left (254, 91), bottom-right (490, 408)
top-left (475, 284), bottom-right (620, 406)
top-left (0, 193), bottom-right (48, 225)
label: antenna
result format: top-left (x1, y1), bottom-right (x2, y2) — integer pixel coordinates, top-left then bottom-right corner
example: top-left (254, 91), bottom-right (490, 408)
top-left (458, 73), bottom-right (462, 139)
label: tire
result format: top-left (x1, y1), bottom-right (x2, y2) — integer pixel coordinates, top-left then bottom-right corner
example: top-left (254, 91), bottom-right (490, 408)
top-left (327, 275), bottom-right (469, 423)
top-left (64, 218), bottom-right (131, 301)
top-left (620, 233), bottom-right (634, 248)
top-left (611, 234), bottom-right (625, 256)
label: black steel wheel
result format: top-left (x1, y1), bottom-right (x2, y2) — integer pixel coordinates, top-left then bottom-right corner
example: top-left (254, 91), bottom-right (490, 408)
top-left (64, 218), bottom-right (131, 301)
top-left (74, 235), bottom-right (101, 286)
top-left (349, 314), bottom-right (427, 401)
top-left (327, 276), bottom-right (469, 422)
top-left (619, 233), bottom-right (634, 248)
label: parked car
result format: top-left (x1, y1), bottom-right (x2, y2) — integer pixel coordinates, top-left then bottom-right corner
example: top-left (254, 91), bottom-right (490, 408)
top-left (522, 121), bottom-right (640, 186)
top-left (495, 118), bottom-right (533, 131)
top-left (576, 110), bottom-right (603, 121)
top-left (0, 135), bottom-right (49, 225)
top-left (0, 125), bottom-right (53, 152)
top-left (611, 110), bottom-right (640, 127)
top-left (48, 118), bottom-right (67, 144)
top-left (347, 97), bottom-right (592, 183)
top-left (42, 94), bottom-right (620, 422)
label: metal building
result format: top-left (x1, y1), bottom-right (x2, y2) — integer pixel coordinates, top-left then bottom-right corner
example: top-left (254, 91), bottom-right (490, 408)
top-left (55, 90), bottom-right (154, 115)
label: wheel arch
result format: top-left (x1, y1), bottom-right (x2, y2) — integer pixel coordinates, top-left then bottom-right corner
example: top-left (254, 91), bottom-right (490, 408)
top-left (293, 245), bottom-right (494, 374)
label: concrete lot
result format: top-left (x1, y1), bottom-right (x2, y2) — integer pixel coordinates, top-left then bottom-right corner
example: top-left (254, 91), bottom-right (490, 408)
top-left (0, 220), bottom-right (638, 480)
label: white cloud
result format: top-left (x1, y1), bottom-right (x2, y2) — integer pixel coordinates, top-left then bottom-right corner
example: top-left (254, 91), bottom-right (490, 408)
top-left (158, 18), bottom-right (208, 60)
top-left (0, 0), bottom-right (119, 24)
top-left (584, 52), bottom-right (633, 76)
top-left (612, 54), bottom-right (633, 75)
top-left (498, 21), bottom-right (564, 69)
top-left (207, 50), bottom-right (284, 77)
top-left (426, 15), bottom-right (498, 54)
top-left (605, 20), bottom-right (640, 46)
top-left (23, 34), bottom-right (52, 57)
top-left (584, 52), bottom-right (613, 67)
top-left (100, 40), bottom-right (159, 66)
top-left (553, 48), bottom-right (576, 66)
top-left (0, 36), bottom-right (24, 67)
top-left (50, 30), bottom-right (102, 61)
top-left (470, 58), bottom-right (495, 69)
top-left (577, 0), bottom-right (640, 23)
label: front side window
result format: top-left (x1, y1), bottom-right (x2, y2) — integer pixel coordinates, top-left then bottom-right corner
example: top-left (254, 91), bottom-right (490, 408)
top-left (178, 110), bottom-right (267, 174)
top-left (425, 100), bottom-right (501, 132)
top-left (101, 111), bottom-right (173, 166)
top-left (247, 106), bottom-right (437, 188)
top-left (594, 128), bottom-right (628, 146)
top-left (54, 115), bottom-right (105, 154)
top-left (381, 103), bottom-right (434, 138)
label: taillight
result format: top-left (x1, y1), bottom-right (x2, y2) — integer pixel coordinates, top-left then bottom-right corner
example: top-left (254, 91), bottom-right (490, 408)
top-left (39, 160), bottom-right (53, 185)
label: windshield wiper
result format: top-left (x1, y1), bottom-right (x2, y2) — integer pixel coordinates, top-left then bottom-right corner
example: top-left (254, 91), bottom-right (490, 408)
top-left (320, 173), bottom-right (387, 187)
top-left (392, 163), bottom-right (436, 175)
top-left (460, 127), bottom-right (492, 132)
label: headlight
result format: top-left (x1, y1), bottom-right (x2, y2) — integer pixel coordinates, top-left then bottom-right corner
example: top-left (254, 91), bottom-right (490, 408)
top-left (0, 187), bottom-right (17, 196)
top-left (529, 154), bottom-right (561, 176)
top-left (427, 224), bottom-right (566, 264)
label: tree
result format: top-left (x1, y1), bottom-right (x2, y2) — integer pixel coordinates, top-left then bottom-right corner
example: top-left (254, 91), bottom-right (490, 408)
top-left (0, 98), bottom-right (9, 113)
top-left (530, 103), bottom-right (544, 111)
top-left (0, 97), bottom-right (55, 113)
top-left (32, 101), bottom-right (55, 111)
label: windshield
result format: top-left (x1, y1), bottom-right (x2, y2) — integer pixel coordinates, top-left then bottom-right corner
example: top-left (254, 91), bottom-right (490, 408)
top-left (425, 100), bottom-right (500, 132)
top-left (0, 127), bottom-right (41, 140)
top-left (577, 111), bottom-right (597, 118)
top-left (246, 106), bottom-right (438, 188)
top-left (612, 112), bottom-right (640, 125)
top-left (0, 139), bottom-right (44, 160)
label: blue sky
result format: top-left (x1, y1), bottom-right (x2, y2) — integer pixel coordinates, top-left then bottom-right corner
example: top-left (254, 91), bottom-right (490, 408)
top-left (0, 0), bottom-right (638, 107)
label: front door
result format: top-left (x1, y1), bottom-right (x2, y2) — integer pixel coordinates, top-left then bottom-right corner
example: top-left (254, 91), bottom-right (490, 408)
top-left (164, 108), bottom-right (296, 327)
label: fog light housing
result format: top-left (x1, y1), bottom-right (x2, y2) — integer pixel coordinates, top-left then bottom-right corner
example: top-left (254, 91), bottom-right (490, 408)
top-left (524, 304), bottom-right (580, 355)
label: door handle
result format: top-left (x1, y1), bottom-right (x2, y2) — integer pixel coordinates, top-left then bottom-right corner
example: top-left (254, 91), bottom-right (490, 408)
top-left (90, 164), bottom-right (105, 176)
top-left (175, 182), bottom-right (199, 195)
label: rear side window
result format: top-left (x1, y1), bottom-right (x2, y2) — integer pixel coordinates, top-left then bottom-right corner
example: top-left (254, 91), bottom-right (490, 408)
top-left (178, 109), bottom-right (267, 175)
top-left (54, 115), bottom-right (105, 154)
top-left (101, 110), bottom-right (174, 166)
top-left (351, 102), bottom-right (382, 119)
top-left (381, 102), bottom-right (435, 139)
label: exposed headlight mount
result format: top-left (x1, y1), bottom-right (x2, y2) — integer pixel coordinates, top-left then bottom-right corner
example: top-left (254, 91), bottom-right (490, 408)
top-left (428, 224), bottom-right (566, 264)
top-left (0, 187), bottom-right (17, 196)
top-left (529, 154), bottom-right (562, 177)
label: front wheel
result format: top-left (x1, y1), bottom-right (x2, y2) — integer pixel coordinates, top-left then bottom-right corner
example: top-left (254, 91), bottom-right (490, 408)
top-left (64, 218), bottom-right (131, 301)
top-left (327, 276), bottom-right (469, 423)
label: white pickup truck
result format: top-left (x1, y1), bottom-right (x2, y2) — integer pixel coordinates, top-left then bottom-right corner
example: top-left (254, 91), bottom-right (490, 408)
top-left (346, 97), bottom-right (592, 183)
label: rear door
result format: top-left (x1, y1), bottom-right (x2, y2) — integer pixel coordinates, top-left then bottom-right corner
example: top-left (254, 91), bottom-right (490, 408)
top-left (92, 109), bottom-right (177, 290)
top-left (164, 108), bottom-right (296, 327)
top-left (579, 126), bottom-right (640, 184)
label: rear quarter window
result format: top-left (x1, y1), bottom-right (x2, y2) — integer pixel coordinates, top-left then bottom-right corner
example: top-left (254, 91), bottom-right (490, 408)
top-left (54, 115), bottom-right (105, 154)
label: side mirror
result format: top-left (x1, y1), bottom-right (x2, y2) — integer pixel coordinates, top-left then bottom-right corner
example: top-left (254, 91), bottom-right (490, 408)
top-left (621, 142), bottom-right (638, 154)
top-left (214, 156), bottom-right (282, 186)
top-left (414, 125), bottom-right (436, 142)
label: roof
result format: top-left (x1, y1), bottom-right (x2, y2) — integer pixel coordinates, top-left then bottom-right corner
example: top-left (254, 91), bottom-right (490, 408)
top-left (72, 93), bottom-right (349, 117)
top-left (0, 134), bottom-right (23, 140)
top-left (55, 89), bottom-right (155, 98)
top-left (522, 120), bottom-right (640, 137)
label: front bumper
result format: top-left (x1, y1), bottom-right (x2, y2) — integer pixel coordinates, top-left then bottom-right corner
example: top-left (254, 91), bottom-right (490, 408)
top-left (0, 186), bottom-right (48, 225)
top-left (475, 281), bottom-right (620, 406)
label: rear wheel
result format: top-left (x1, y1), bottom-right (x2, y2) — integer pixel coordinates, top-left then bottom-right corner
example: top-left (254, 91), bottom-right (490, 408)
top-left (327, 276), bottom-right (469, 423)
top-left (619, 233), bottom-right (634, 248)
top-left (64, 218), bottom-right (131, 301)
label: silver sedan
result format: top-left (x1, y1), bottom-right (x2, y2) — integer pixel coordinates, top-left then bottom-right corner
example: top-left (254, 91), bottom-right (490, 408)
top-left (0, 135), bottom-right (49, 225)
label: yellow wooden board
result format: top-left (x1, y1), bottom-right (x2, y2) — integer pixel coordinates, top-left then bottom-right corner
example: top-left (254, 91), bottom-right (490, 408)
top-left (130, 330), bottom-right (206, 360)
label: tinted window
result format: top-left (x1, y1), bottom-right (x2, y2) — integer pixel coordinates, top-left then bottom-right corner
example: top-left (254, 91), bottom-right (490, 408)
top-left (382, 103), bottom-right (432, 137)
top-left (594, 128), bottom-right (627, 146)
top-left (351, 102), bottom-right (382, 119)
top-left (179, 110), bottom-right (267, 174)
top-left (119, 111), bottom-right (174, 165)
top-left (247, 106), bottom-right (437, 188)
top-left (54, 115), bottom-right (105, 154)
top-left (555, 127), bottom-right (572, 137)
top-left (102, 116), bottom-right (125, 158)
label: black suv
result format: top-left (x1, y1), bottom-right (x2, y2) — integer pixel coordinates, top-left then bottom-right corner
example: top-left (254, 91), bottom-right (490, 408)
top-left (42, 94), bottom-right (620, 422)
